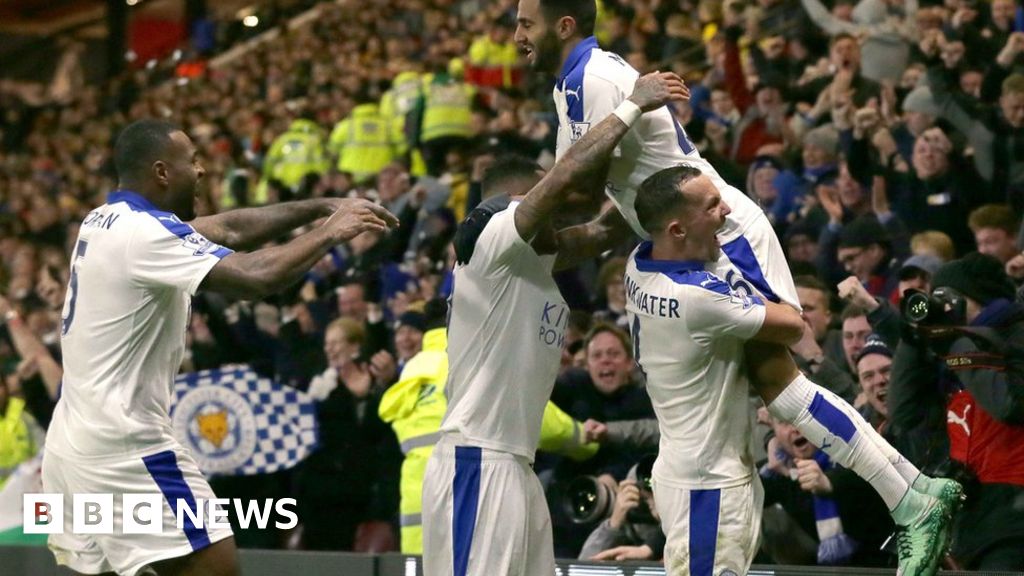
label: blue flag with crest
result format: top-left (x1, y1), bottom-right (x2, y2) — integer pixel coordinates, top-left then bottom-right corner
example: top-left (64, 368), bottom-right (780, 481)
top-left (170, 365), bottom-right (318, 476)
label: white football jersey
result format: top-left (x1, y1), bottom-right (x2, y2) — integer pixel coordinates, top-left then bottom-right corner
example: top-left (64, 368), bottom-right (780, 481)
top-left (625, 242), bottom-right (766, 489)
top-left (553, 36), bottom-right (761, 244)
top-left (440, 202), bottom-right (569, 461)
top-left (47, 190), bottom-right (231, 459)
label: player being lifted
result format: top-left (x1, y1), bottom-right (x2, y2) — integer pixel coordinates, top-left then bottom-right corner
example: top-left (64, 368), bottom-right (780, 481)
top-left (420, 72), bottom-right (688, 576)
top-left (513, 1), bottom-right (959, 575)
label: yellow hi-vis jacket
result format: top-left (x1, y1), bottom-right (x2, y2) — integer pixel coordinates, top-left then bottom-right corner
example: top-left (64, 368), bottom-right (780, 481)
top-left (0, 398), bottom-right (37, 490)
top-left (378, 328), bottom-right (598, 553)
top-left (257, 119), bottom-right (328, 203)
top-left (419, 79), bottom-right (475, 143)
top-left (380, 71), bottom-right (423, 157)
top-left (328, 103), bottom-right (396, 184)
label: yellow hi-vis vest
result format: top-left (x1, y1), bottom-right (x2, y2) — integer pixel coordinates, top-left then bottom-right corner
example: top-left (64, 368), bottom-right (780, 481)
top-left (378, 328), bottom-right (598, 553)
top-left (420, 81), bottom-right (475, 143)
top-left (381, 71), bottom-right (423, 156)
top-left (328, 103), bottom-right (395, 184)
top-left (257, 119), bottom-right (329, 203)
top-left (0, 398), bottom-right (36, 490)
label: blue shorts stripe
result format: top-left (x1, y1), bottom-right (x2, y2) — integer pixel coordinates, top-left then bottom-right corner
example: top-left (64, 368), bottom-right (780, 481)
top-left (142, 450), bottom-right (211, 551)
top-left (721, 236), bottom-right (780, 303)
top-left (452, 446), bottom-right (482, 576)
top-left (689, 488), bottom-right (721, 576)
top-left (809, 392), bottom-right (857, 443)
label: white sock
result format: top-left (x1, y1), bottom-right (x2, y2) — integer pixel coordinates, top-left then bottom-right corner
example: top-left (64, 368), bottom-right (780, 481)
top-left (856, 409), bottom-right (925, 488)
top-left (767, 373), bottom-right (911, 511)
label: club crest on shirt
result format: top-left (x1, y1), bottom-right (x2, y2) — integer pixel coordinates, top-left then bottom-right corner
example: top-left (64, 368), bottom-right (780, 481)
top-left (569, 121), bottom-right (590, 143)
top-left (182, 232), bottom-right (223, 256)
top-left (172, 385), bottom-right (258, 473)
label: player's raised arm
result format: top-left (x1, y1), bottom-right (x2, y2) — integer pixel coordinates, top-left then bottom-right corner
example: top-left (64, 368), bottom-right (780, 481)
top-left (201, 198), bottom-right (396, 299)
top-left (190, 198), bottom-right (398, 251)
top-left (513, 71), bottom-right (688, 241)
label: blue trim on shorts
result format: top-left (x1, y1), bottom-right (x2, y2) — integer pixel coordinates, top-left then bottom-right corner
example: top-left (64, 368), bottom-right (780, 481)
top-left (809, 392), bottom-right (857, 443)
top-left (142, 450), bottom-right (211, 551)
top-left (452, 446), bottom-right (482, 576)
top-left (721, 236), bottom-right (780, 303)
top-left (689, 488), bottom-right (721, 576)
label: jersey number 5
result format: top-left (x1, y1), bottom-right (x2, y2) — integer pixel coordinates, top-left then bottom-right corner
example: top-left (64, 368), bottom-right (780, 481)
top-left (61, 239), bottom-right (88, 336)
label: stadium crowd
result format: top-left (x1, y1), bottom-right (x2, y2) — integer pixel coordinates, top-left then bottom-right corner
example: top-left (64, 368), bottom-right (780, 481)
top-left (2, 0), bottom-right (1024, 570)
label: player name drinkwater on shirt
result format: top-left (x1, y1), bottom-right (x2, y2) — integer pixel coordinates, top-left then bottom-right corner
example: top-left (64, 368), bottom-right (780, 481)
top-left (625, 274), bottom-right (681, 318)
top-left (22, 493), bottom-right (297, 534)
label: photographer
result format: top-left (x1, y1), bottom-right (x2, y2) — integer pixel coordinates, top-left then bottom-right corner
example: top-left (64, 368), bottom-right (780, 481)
top-left (889, 252), bottom-right (1024, 570)
top-left (578, 461), bottom-right (665, 562)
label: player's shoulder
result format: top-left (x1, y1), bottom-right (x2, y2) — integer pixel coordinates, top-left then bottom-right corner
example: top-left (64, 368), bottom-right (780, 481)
top-left (584, 49), bottom-right (638, 85)
top-left (664, 269), bottom-right (732, 297)
top-left (628, 247), bottom-right (730, 296)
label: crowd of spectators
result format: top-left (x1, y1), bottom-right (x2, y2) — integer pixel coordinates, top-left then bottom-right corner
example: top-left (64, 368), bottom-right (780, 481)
top-left (2, 0), bottom-right (1024, 569)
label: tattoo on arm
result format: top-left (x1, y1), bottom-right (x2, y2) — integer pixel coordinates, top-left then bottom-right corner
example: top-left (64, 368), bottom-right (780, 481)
top-left (192, 199), bottom-right (329, 250)
top-left (514, 115), bottom-right (630, 241)
top-left (554, 207), bottom-right (633, 271)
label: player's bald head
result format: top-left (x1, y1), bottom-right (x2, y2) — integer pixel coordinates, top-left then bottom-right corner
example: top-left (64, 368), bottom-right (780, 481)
top-left (635, 165), bottom-right (704, 235)
top-left (114, 119), bottom-right (181, 183)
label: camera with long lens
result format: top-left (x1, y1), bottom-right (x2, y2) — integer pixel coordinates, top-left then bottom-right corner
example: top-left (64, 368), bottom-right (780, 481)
top-left (564, 454), bottom-right (658, 525)
top-left (901, 287), bottom-right (966, 327)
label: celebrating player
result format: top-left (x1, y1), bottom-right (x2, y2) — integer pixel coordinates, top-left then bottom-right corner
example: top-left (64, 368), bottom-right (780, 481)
top-left (627, 166), bottom-right (958, 575)
top-left (419, 71), bottom-right (687, 576)
top-left (43, 119), bottom-right (397, 576)
top-left (514, 1), bottom-right (960, 574)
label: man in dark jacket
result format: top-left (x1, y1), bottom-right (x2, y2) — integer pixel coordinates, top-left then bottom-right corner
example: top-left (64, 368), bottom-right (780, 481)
top-left (889, 253), bottom-right (1024, 570)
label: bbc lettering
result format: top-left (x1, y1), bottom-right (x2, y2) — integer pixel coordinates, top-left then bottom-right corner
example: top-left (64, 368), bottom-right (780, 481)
top-left (24, 494), bottom-right (298, 534)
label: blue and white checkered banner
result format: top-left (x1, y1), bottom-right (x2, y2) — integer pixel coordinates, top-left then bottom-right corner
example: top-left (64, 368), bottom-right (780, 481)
top-left (170, 365), bottom-right (318, 477)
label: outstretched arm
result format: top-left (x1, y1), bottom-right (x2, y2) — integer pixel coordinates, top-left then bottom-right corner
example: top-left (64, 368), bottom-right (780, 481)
top-left (200, 199), bottom-right (397, 300)
top-left (191, 198), bottom-right (360, 251)
top-left (514, 71), bottom-right (689, 241)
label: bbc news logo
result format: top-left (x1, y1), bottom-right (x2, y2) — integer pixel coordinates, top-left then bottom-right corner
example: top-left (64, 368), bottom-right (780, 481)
top-left (24, 494), bottom-right (297, 534)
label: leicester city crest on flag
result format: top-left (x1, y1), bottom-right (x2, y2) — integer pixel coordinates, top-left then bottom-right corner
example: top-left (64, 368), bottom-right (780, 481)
top-left (171, 365), bottom-right (318, 476)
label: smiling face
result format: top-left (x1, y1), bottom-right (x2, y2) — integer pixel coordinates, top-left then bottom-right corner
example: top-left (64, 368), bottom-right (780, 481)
top-left (163, 131), bottom-right (206, 220)
top-left (974, 227), bottom-right (1019, 263)
top-left (676, 175), bottom-right (732, 262)
top-left (586, 330), bottom-right (632, 395)
top-left (857, 352), bottom-right (891, 418)
top-left (515, 0), bottom-right (565, 75)
top-left (394, 324), bottom-right (424, 361)
top-left (323, 325), bottom-right (358, 370)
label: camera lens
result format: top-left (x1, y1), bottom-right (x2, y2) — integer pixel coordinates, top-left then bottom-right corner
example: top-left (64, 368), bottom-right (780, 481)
top-left (904, 291), bottom-right (931, 323)
top-left (635, 454), bottom-right (657, 493)
top-left (564, 476), bottom-right (613, 525)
